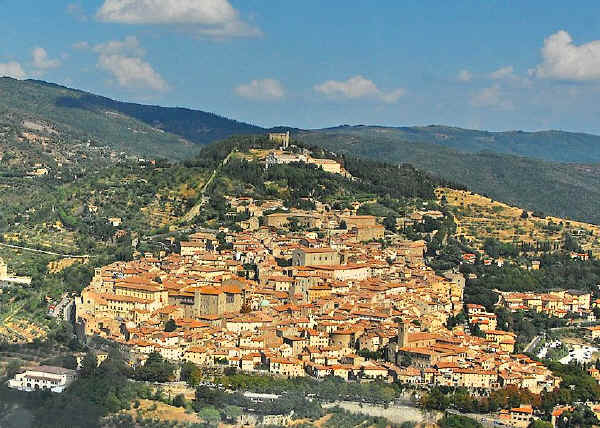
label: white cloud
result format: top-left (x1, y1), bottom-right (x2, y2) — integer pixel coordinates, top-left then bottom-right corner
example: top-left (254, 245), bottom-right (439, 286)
top-left (0, 62), bottom-right (26, 79)
top-left (534, 30), bottom-right (600, 81)
top-left (314, 75), bottom-right (405, 103)
top-left (72, 41), bottom-right (90, 50)
top-left (470, 85), bottom-right (514, 110)
top-left (87, 36), bottom-right (168, 92)
top-left (32, 47), bottom-right (61, 70)
top-left (489, 65), bottom-right (514, 79)
top-left (235, 79), bottom-right (285, 100)
top-left (458, 69), bottom-right (472, 82)
top-left (96, 0), bottom-right (261, 38)
top-left (98, 54), bottom-right (168, 91)
top-left (93, 35), bottom-right (145, 57)
top-left (379, 89), bottom-right (406, 103)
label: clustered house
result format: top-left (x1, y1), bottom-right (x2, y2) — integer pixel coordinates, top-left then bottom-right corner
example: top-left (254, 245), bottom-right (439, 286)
top-left (74, 200), bottom-right (561, 394)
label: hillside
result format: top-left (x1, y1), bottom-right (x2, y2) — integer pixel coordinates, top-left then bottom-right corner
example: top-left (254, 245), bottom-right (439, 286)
top-left (0, 134), bottom-right (443, 342)
top-left (0, 78), bottom-right (263, 160)
top-left (3, 78), bottom-right (600, 225)
top-left (311, 125), bottom-right (600, 163)
top-left (298, 129), bottom-right (600, 225)
top-left (437, 187), bottom-right (600, 256)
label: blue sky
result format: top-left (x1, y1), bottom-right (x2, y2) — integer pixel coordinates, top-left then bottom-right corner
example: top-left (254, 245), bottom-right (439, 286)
top-left (2, 1), bottom-right (600, 133)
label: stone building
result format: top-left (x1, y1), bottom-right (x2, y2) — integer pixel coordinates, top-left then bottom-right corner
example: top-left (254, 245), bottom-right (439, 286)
top-left (193, 284), bottom-right (243, 316)
top-left (8, 366), bottom-right (77, 393)
top-left (268, 131), bottom-right (290, 148)
top-left (292, 247), bottom-right (340, 266)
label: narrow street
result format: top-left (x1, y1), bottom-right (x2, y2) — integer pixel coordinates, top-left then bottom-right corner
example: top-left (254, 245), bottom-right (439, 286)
top-left (523, 335), bottom-right (541, 354)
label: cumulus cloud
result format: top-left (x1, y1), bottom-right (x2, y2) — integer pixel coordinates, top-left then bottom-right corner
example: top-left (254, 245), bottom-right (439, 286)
top-left (534, 30), bottom-right (600, 81)
top-left (93, 35), bottom-right (145, 57)
top-left (489, 65), bottom-right (514, 79)
top-left (86, 36), bottom-right (168, 92)
top-left (32, 47), bottom-right (61, 70)
top-left (470, 85), bottom-right (514, 110)
top-left (235, 79), bottom-right (285, 100)
top-left (98, 54), bottom-right (168, 91)
top-left (96, 0), bottom-right (261, 38)
top-left (0, 62), bottom-right (26, 79)
top-left (458, 69), bottom-right (472, 82)
top-left (314, 75), bottom-right (405, 103)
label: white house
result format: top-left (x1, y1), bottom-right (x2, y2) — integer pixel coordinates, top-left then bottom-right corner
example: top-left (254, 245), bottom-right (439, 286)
top-left (8, 365), bottom-right (77, 393)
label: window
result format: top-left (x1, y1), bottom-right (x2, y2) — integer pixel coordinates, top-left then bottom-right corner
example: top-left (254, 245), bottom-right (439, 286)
top-left (226, 293), bottom-right (235, 304)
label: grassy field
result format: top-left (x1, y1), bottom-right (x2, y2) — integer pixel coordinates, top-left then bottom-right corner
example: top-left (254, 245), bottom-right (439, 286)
top-left (119, 399), bottom-right (202, 425)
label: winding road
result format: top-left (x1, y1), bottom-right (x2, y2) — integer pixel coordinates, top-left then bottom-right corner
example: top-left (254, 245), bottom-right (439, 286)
top-left (183, 149), bottom-right (236, 222)
top-left (523, 335), bottom-right (542, 354)
top-left (0, 242), bottom-right (88, 258)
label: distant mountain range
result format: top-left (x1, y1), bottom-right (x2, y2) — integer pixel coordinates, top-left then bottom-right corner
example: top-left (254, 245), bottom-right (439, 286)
top-left (297, 128), bottom-right (600, 224)
top-left (0, 78), bottom-right (263, 159)
top-left (308, 124), bottom-right (600, 163)
top-left (2, 77), bottom-right (600, 223)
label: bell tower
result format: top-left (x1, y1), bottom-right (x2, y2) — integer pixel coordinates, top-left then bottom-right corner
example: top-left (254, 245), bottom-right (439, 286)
top-left (397, 318), bottom-right (409, 348)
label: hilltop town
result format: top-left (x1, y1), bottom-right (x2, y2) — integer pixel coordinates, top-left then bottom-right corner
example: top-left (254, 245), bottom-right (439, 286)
top-left (65, 134), bottom-right (579, 427)
top-left (76, 201), bottom-right (564, 396)
top-left (4, 133), bottom-right (600, 428)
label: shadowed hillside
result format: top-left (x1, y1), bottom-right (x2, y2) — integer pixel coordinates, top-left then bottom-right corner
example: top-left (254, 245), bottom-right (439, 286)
top-left (310, 125), bottom-right (600, 163)
top-left (298, 129), bottom-right (600, 224)
top-left (0, 78), bottom-right (263, 159)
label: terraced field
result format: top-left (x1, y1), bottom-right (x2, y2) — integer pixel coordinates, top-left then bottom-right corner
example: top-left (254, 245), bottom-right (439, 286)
top-left (437, 187), bottom-right (600, 255)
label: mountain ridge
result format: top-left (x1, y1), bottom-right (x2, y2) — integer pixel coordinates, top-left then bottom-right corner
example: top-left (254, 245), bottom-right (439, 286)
top-left (297, 128), bottom-right (600, 225)
top-left (0, 77), bottom-right (264, 159)
top-left (303, 124), bottom-right (600, 164)
top-left (6, 78), bottom-right (600, 163)
top-left (2, 77), bottom-right (600, 224)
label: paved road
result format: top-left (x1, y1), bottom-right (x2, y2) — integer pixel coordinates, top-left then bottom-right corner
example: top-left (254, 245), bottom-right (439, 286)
top-left (0, 242), bottom-right (88, 258)
top-left (523, 335), bottom-right (542, 354)
top-left (49, 294), bottom-right (72, 319)
top-left (462, 411), bottom-right (508, 427)
top-left (183, 149), bottom-right (236, 222)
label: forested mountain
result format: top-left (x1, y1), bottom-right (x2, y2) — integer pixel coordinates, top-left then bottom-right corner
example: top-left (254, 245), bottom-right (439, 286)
top-left (308, 125), bottom-right (600, 163)
top-left (298, 129), bottom-right (600, 225)
top-left (0, 78), bottom-right (263, 159)
top-left (2, 77), bottom-right (600, 224)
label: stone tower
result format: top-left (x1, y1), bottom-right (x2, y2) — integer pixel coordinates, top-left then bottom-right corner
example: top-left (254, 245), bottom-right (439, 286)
top-left (397, 318), bottom-right (409, 348)
top-left (283, 131), bottom-right (290, 149)
top-left (0, 257), bottom-right (7, 279)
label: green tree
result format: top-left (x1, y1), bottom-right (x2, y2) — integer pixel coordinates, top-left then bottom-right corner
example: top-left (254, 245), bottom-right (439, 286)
top-left (221, 405), bottom-right (242, 422)
top-left (438, 414), bottom-right (483, 428)
top-left (80, 351), bottom-right (98, 378)
top-left (180, 361), bottom-right (202, 387)
top-left (164, 318), bottom-right (177, 332)
top-left (133, 351), bottom-right (174, 382)
top-left (172, 393), bottom-right (187, 408)
top-left (198, 406), bottom-right (221, 426)
top-left (528, 420), bottom-right (553, 428)
top-left (470, 323), bottom-right (485, 338)
top-left (105, 392), bottom-right (121, 413)
top-left (557, 405), bottom-right (600, 427)
top-left (383, 216), bottom-right (397, 232)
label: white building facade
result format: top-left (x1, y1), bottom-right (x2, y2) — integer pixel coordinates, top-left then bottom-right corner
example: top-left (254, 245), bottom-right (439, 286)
top-left (8, 365), bottom-right (77, 393)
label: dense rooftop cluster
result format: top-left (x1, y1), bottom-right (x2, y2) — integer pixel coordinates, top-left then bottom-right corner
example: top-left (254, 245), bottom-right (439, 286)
top-left (75, 197), bottom-right (561, 395)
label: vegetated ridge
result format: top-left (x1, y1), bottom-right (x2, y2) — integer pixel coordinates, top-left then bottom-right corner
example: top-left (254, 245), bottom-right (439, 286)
top-left (298, 127), bottom-right (600, 225)
top-left (0, 77), bottom-right (264, 160)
